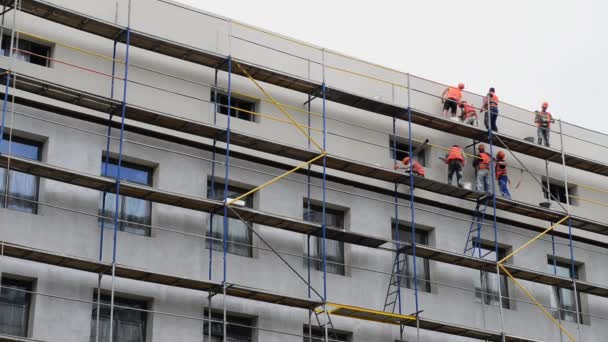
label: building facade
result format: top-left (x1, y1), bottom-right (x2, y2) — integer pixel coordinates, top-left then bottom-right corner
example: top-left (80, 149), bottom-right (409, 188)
top-left (1, 0), bottom-right (608, 341)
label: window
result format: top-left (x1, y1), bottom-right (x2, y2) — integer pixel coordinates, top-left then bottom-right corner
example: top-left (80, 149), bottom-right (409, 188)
top-left (207, 181), bottom-right (253, 257)
top-left (547, 259), bottom-right (583, 323)
top-left (210, 92), bottom-right (256, 122)
top-left (0, 278), bottom-right (32, 337)
top-left (389, 137), bottom-right (426, 166)
top-left (542, 181), bottom-right (571, 205)
top-left (99, 157), bottom-right (153, 236)
top-left (303, 203), bottom-right (346, 276)
top-left (203, 311), bottom-right (253, 342)
top-left (1, 35), bottom-right (51, 67)
top-left (303, 325), bottom-right (350, 342)
top-left (90, 293), bottom-right (147, 342)
top-left (473, 242), bottom-right (510, 309)
top-left (0, 136), bottom-right (42, 214)
top-left (392, 223), bottom-right (431, 292)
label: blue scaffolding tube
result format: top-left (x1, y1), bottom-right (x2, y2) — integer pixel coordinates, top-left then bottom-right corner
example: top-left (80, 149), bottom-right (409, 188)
top-left (321, 81), bottom-right (328, 303)
top-left (108, 27), bottom-right (131, 342)
top-left (407, 104), bottom-right (420, 340)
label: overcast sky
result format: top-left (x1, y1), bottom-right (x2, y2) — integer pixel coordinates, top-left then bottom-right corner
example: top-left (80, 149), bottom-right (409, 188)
top-left (178, 0), bottom-right (607, 133)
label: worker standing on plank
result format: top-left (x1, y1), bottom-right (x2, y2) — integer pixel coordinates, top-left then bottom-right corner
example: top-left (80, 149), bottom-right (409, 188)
top-left (394, 153), bottom-right (425, 178)
top-left (495, 151), bottom-right (511, 199)
top-left (460, 100), bottom-right (478, 126)
top-left (482, 87), bottom-right (499, 132)
top-left (473, 144), bottom-right (491, 193)
top-left (535, 101), bottom-right (555, 147)
top-left (441, 83), bottom-right (465, 118)
top-left (445, 145), bottom-right (465, 187)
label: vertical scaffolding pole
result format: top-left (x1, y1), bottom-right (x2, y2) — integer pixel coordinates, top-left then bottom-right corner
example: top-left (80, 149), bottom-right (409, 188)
top-left (406, 73), bottom-right (420, 342)
top-left (306, 91), bottom-right (313, 342)
top-left (221, 56), bottom-right (232, 342)
top-left (558, 119), bottom-right (583, 341)
top-left (487, 94), bottom-right (505, 342)
top-left (392, 114), bottom-right (402, 317)
top-left (209, 66), bottom-right (219, 281)
top-left (108, 19), bottom-right (131, 342)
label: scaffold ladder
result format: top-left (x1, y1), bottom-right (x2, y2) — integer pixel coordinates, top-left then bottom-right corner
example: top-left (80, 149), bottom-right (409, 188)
top-left (310, 305), bottom-right (339, 341)
top-left (463, 195), bottom-right (492, 257)
top-left (383, 246), bottom-right (407, 313)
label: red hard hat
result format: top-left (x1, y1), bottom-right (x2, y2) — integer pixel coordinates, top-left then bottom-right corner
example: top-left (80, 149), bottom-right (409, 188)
top-left (497, 151), bottom-right (506, 159)
top-left (542, 101), bottom-right (549, 108)
top-left (458, 83), bottom-right (465, 90)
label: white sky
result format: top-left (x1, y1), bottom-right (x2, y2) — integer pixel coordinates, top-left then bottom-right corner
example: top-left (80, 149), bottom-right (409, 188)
top-left (178, 0), bottom-right (607, 133)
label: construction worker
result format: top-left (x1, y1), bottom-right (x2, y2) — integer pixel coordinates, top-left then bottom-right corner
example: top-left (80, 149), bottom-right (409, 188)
top-left (445, 145), bottom-right (465, 187)
top-left (481, 87), bottom-right (499, 132)
top-left (472, 144), bottom-right (491, 193)
top-left (495, 151), bottom-right (511, 199)
top-left (441, 83), bottom-right (465, 118)
top-left (459, 100), bottom-right (478, 126)
top-left (394, 153), bottom-right (425, 177)
top-left (534, 101), bottom-right (555, 147)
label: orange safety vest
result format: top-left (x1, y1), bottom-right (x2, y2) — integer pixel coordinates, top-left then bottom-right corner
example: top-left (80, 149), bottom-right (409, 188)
top-left (445, 87), bottom-right (463, 102)
top-left (536, 111), bottom-right (552, 128)
top-left (478, 152), bottom-right (491, 170)
top-left (447, 146), bottom-right (465, 164)
top-left (488, 93), bottom-right (499, 108)
top-left (462, 103), bottom-right (477, 118)
top-left (495, 159), bottom-right (508, 179)
top-left (403, 157), bottom-right (425, 177)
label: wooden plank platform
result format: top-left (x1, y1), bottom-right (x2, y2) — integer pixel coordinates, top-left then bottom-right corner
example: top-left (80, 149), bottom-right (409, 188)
top-left (3, 74), bottom-right (607, 237)
top-left (10, 0), bottom-right (608, 178)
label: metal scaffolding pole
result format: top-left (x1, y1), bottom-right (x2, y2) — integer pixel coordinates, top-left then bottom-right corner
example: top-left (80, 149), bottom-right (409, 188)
top-left (406, 73), bottom-right (420, 342)
top-left (221, 55), bottom-right (232, 342)
top-left (559, 119), bottom-right (583, 342)
top-left (392, 111), bottom-right (403, 341)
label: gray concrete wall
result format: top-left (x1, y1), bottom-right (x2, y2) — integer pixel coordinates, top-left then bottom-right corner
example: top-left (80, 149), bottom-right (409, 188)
top-left (1, 0), bottom-right (607, 341)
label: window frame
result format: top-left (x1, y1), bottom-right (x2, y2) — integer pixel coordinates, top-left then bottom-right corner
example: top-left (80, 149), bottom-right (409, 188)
top-left (542, 180), bottom-right (572, 205)
top-left (389, 137), bottom-right (426, 167)
top-left (203, 310), bottom-right (254, 342)
top-left (473, 241), bottom-right (511, 309)
top-left (210, 91), bottom-right (257, 122)
top-left (1, 34), bottom-right (52, 67)
top-left (0, 135), bottom-right (42, 214)
top-left (303, 203), bottom-right (346, 276)
top-left (206, 180), bottom-right (254, 258)
top-left (547, 258), bottom-right (583, 323)
top-left (303, 325), bottom-right (351, 342)
top-left (0, 277), bottom-right (33, 337)
top-left (99, 156), bottom-right (154, 236)
top-left (392, 222), bottom-right (431, 293)
top-left (90, 292), bottom-right (148, 342)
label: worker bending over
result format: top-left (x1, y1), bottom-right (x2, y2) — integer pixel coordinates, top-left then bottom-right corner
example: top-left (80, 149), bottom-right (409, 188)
top-left (495, 151), bottom-right (511, 199)
top-left (534, 101), bottom-right (555, 147)
top-left (482, 87), bottom-right (499, 132)
top-left (446, 145), bottom-right (465, 187)
top-left (460, 100), bottom-right (478, 126)
top-left (472, 144), bottom-right (491, 193)
top-left (394, 153), bottom-right (425, 178)
top-left (441, 83), bottom-right (464, 118)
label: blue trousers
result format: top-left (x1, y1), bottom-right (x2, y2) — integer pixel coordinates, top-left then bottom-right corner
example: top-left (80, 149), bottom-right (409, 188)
top-left (498, 175), bottom-right (511, 199)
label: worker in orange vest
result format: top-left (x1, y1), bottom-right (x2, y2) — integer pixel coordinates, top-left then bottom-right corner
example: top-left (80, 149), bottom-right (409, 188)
top-left (472, 144), bottom-right (491, 192)
top-left (394, 153), bottom-right (425, 178)
top-left (481, 87), bottom-right (499, 132)
top-left (534, 101), bottom-right (555, 147)
top-left (441, 83), bottom-right (464, 118)
top-left (445, 145), bottom-right (465, 187)
top-left (459, 100), bottom-right (478, 127)
top-left (495, 151), bottom-right (511, 199)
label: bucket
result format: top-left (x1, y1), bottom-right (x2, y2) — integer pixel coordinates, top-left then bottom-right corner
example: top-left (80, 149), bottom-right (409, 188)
top-left (462, 182), bottom-right (473, 190)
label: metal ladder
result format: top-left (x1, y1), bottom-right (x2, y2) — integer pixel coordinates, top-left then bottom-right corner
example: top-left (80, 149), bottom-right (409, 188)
top-left (463, 196), bottom-right (492, 258)
top-left (309, 305), bottom-right (339, 342)
top-left (383, 245), bottom-right (408, 313)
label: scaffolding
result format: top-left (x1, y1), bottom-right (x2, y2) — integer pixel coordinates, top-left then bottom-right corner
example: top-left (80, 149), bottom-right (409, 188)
top-left (0, 0), bottom-right (607, 341)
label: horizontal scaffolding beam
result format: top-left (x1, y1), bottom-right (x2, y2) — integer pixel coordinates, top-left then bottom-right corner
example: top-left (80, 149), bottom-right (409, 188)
top-left (2, 73), bottom-right (607, 237)
top-left (0, 335), bottom-right (45, 342)
top-left (2, 153), bottom-right (607, 299)
top-left (11, 0), bottom-right (608, 178)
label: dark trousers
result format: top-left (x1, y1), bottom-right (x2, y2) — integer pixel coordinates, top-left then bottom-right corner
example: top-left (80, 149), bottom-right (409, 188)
top-left (448, 159), bottom-right (464, 187)
top-left (484, 107), bottom-right (498, 132)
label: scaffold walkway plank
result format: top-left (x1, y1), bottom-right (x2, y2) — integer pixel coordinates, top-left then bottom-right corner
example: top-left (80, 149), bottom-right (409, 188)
top-left (11, 0), bottom-right (608, 178)
top-left (326, 303), bottom-right (540, 342)
top-left (2, 153), bottom-right (606, 300)
top-left (0, 241), bottom-right (320, 310)
top-left (3, 74), bottom-right (607, 238)
top-left (0, 335), bottom-right (45, 342)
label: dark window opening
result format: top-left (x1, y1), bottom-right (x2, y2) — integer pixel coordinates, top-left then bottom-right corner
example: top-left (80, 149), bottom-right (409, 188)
top-left (99, 157), bottom-right (153, 236)
top-left (210, 92), bottom-right (256, 122)
top-left (547, 258), bottom-right (583, 323)
top-left (207, 180), bottom-right (253, 257)
top-left (90, 293), bottom-right (147, 342)
top-left (303, 325), bottom-right (350, 342)
top-left (392, 223), bottom-right (431, 292)
top-left (542, 181), bottom-right (571, 205)
top-left (1, 35), bottom-right (51, 67)
top-left (0, 277), bottom-right (32, 337)
top-left (0, 135), bottom-right (42, 214)
top-left (473, 241), bottom-right (510, 309)
top-left (203, 310), bottom-right (253, 342)
top-left (303, 203), bottom-right (346, 276)
top-left (389, 137), bottom-right (426, 166)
